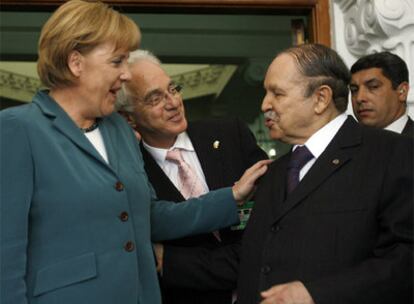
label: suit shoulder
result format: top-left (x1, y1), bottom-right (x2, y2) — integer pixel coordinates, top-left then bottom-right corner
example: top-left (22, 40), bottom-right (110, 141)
top-left (189, 117), bottom-right (249, 133)
top-left (0, 104), bottom-right (38, 126)
top-left (262, 153), bottom-right (289, 178)
top-left (358, 125), bottom-right (413, 162)
top-left (361, 124), bottom-right (412, 145)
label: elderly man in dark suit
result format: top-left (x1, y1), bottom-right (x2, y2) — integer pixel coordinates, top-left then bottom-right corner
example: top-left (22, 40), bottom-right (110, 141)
top-left (117, 50), bottom-right (268, 304)
top-left (237, 44), bottom-right (413, 304)
top-left (350, 51), bottom-right (413, 137)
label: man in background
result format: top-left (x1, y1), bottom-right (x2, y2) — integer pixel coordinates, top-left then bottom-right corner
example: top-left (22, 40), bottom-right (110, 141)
top-left (117, 50), bottom-right (268, 304)
top-left (237, 44), bottom-right (412, 304)
top-left (350, 51), bottom-right (413, 137)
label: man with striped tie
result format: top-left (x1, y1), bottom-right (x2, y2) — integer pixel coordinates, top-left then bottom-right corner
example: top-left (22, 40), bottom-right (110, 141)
top-left (117, 49), bottom-right (267, 304)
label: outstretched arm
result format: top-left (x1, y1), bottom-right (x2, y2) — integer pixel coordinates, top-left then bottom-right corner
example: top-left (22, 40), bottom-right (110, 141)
top-left (150, 159), bottom-right (271, 241)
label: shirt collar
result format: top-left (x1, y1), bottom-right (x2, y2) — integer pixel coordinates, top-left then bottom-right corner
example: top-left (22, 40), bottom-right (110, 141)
top-left (384, 114), bottom-right (408, 134)
top-left (293, 113), bottom-right (348, 159)
top-left (142, 132), bottom-right (194, 165)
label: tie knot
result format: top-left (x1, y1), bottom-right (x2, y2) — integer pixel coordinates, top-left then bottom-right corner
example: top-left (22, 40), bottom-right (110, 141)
top-left (288, 145), bottom-right (313, 170)
top-left (166, 148), bottom-right (184, 165)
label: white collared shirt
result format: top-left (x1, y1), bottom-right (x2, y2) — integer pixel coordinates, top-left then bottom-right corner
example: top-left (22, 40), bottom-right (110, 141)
top-left (292, 113), bottom-right (348, 181)
top-left (384, 114), bottom-right (409, 134)
top-left (143, 132), bottom-right (209, 194)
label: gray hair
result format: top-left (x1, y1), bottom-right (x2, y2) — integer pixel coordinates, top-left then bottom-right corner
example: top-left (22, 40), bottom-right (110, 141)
top-left (116, 49), bottom-right (162, 112)
top-left (280, 44), bottom-right (350, 113)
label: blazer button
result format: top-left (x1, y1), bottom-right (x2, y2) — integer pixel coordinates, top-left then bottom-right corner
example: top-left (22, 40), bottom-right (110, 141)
top-left (119, 211), bottom-right (129, 222)
top-left (124, 241), bottom-right (135, 252)
top-left (261, 265), bottom-right (271, 274)
top-left (271, 225), bottom-right (281, 232)
top-left (115, 181), bottom-right (124, 191)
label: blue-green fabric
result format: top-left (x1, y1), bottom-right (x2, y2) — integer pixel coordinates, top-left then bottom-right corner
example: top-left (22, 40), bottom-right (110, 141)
top-left (0, 90), bottom-right (238, 304)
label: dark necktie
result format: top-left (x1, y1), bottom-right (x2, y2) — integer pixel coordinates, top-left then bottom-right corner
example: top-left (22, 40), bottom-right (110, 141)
top-left (286, 145), bottom-right (313, 193)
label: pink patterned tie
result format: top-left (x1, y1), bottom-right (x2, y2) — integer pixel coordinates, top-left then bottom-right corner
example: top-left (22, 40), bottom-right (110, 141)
top-left (166, 148), bottom-right (205, 199)
top-left (166, 148), bottom-right (221, 241)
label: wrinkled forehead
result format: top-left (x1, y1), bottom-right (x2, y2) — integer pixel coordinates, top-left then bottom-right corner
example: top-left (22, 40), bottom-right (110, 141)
top-left (264, 54), bottom-right (303, 88)
top-left (351, 67), bottom-right (387, 84)
top-left (129, 61), bottom-right (172, 95)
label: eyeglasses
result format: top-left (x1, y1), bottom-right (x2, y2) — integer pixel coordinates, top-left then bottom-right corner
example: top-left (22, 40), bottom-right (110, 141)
top-left (138, 83), bottom-right (183, 107)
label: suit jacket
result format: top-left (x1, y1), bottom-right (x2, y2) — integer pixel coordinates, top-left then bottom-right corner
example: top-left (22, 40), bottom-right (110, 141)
top-left (238, 117), bottom-right (413, 304)
top-left (401, 116), bottom-right (414, 138)
top-left (0, 91), bottom-right (239, 304)
top-left (140, 118), bottom-right (267, 304)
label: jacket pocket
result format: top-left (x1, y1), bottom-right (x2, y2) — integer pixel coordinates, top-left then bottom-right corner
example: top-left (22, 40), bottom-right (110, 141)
top-left (33, 252), bottom-right (97, 297)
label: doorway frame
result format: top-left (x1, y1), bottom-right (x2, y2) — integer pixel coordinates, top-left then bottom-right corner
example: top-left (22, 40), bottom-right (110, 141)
top-left (0, 0), bottom-right (331, 46)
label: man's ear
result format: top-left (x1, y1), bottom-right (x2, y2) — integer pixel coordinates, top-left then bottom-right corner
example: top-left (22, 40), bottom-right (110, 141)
top-left (397, 82), bottom-right (409, 102)
top-left (67, 50), bottom-right (83, 77)
top-left (314, 85), bottom-right (333, 114)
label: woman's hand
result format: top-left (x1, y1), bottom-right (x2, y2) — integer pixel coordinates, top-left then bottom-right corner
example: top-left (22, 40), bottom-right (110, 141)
top-left (232, 159), bottom-right (273, 205)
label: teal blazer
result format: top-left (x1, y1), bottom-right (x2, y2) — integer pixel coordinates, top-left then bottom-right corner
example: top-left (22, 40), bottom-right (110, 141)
top-left (0, 91), bottom-right (238, 304)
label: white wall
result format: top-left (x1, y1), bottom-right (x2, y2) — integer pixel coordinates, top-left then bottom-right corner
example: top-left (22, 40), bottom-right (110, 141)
top-left (330, 0), bottom-right (414, 118)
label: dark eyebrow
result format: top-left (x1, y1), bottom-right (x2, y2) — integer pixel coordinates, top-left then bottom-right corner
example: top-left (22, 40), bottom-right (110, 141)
top-left (350, 78), bottom-right (382, 89)
top-left (364, 78), bottom-right (382, 86)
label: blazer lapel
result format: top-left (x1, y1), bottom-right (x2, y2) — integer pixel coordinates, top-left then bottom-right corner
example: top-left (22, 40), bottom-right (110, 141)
top-left (33, 91), bottom-right (107, 166)
top-left (402, 117), bottom-right (414, 137)
top-left (99, 118), bottom-right (120, 174)
top-left (268, 157), bottom-right (289, 218)
top-left (273, 117), bottom-right (362, 223)
top-left (187, 123), bottom-right (223, 190)
top-left (33, 92), bottom-right (110, 169)
top-left (140, 142), bottom-right (184, 201)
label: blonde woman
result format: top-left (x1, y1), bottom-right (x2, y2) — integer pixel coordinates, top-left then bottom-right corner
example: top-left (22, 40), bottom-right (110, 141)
top-left (0, 1), bottom-right (270, 304)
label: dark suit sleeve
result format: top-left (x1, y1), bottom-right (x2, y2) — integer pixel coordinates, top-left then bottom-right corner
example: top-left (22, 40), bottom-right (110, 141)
top-left (305, 137), bottom-right (413, 304)
top-left (162, 242), bottom-right (241, 290)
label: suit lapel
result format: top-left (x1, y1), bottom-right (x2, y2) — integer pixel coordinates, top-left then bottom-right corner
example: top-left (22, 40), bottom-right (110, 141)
top-left (402, 117), bottom-right (414, 137)
top-left (33, 92), bottom-right (111, 170)
top-left (140, 142), bottom-right (184, 201)
top-left (187, 123), bottom-right (223, 190)
top-left (273, 117), bottom-right (362, 223)
top-left (268, 157), bottom-right (289, 218)
top-left (99, 119), bottom-right (120, 174)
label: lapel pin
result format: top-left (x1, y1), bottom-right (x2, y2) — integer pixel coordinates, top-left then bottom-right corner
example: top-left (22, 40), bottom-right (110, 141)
top-left (213, 140), bottom-right (220, 149)
top-left (332, 158), bottom-right (340, 165)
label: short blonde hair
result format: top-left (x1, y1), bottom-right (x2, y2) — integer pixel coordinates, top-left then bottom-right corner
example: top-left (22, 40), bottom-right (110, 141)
top-left (37, 0), bottom-right (140, 89)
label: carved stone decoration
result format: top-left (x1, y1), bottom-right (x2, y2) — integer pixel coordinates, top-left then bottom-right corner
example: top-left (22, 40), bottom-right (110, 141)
top-left (171, 65), bottom-right (237, 100)
top-left (0, 69), bottom-right (43, 103)
top-left (335, 0), bottom-right (414, 105)
top-left (0, 65), bottom-right (237, 104)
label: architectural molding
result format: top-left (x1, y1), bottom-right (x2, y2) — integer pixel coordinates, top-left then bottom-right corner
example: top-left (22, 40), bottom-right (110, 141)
top-left (0, 69), bottom-right (41, 102)
top-left (0, 65), bottom-right (236, 103)
top-left (333, 0), bottom-right (414, 114)
top-left (171, 65), bottom-right (237, 100)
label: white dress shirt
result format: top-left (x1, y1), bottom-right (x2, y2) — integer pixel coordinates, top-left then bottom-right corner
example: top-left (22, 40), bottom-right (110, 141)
top-left (143, 132), bottom-right (209, 194)
top-left (293, 113), bottom-right (348, 181)
top-left (85, 128), bottom-right (109, 163)
top-left (384, 114), bottom-right (409, 134)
